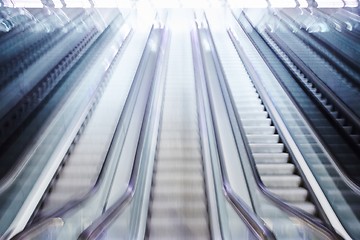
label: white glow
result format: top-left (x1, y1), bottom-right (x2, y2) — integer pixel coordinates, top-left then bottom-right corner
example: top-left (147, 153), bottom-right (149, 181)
top-left (92, 0), bottom-right (120, 7)
top-left (297, 0), bottom-right (309, 8)
top-left (13, 0), bottom-right (43, 8)
top-left (181, 0), bottom-right (210, 8)
top-left (150, 0), bottom-right (180, 8)
top-left (315, 0), bottom-right (344, 8)
top-left (269, 0), bottom-right (297, 8)
top-left (64, 0), bottom-right (92, 8)
top-left (52, 0), bottom-right (64, 8)
top-left (227, 0), bottom-right (268, 8)
top-left (343, 0), bottom-right (358, 7)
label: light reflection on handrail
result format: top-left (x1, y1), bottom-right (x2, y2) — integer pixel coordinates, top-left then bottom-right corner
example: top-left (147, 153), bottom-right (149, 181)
top-left (193, 12), bottom-right (276, 240)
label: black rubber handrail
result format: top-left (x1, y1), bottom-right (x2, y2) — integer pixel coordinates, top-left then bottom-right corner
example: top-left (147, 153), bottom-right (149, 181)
top-left (205, 11), bottom-right (341, 240)
top-left (192, 16), bottom-right (276, 240)
top-left (10, 18), bottom-right (136, 240)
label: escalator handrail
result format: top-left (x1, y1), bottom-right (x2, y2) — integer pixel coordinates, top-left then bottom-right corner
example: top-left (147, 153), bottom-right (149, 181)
top-left (207, 11), bottom-right (341, 239)
top-left (193, 14), bottom-right (276, 240)
top-left (77, 23), bottom-right (168, 240)
top-left (234, 11), bottom-right (360, 196)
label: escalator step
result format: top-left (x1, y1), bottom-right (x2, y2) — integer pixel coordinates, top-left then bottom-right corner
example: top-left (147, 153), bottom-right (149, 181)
top-left (269, 187), bottom-right (309, 202)
top-left (256, 163), bottom-right (295, 175)
top-left (247, 134), bottom-right (279, 143)
top-left (253, 153), bottom-right (289, 163)
top-left (290, 202), bottom-right (317, 215)
top-left (241, 118), bottom-right (271, 126)
top-left (243, 126), bottom-right (275, 134)
top-left (150, 200), bottom-right (207, 218)
top-left (147, 217), bottom-right (209, 240)
top-left (250, 143), bottom-right (284, 153)
top-left (261, 175), bottom-right (301, 188)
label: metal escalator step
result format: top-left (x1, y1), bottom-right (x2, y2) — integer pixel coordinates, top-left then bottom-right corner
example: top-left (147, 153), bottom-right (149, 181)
top-left (150, 200), bottom-right (207, 218)
top-left (148, 217), bottom-right (209, 240)
top-left (236, 99), bottom-right (262, 105)
top-left (261, 175), bottom-right (301, 188)
top-left (268, 188), bottom-right (309, 202)
top-left (237, 111), bottom-right (268, 119)
top-left (253, 153), bottom-right (289, 163)
top-left (156, 148), bottom-right (201, 160)
top-left (59, 164), bottom-right (100, 177)
top-left (157, 138), bottom-right (200, 149)
top-left (53, 177), bottom-right (93, 189)
top-left (153, 172), bottom-right (204, 185)
top-left (159, 131), bottom-right (199, 140)
top-left (290, 202), bottom-right (317, 215)
top-left (250, 143), bottom-right (284, 153)
top-left (243, 126), bottom-right (275, 134)
top-left (237, 105), bottom-right (265, 112)
top-left (156, 160), bottom-right (202, 172)
top-left (241, 118), bottom-right (272, 126)
top-left (161, 122), bottom-right (198, 131)
top-left (256, 163), bottom-right (295, 175)
top-left (247, 134), bottom-right (279, 143)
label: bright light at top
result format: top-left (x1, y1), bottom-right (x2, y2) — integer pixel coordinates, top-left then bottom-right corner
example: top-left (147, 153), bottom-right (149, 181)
top-left (297, 0), bottom-right (308, 8)
top-left (227, 0), bottom-right (268, 8)
top-left (343, 0), bottom-right (358, 7)
top-left (315, 0), bottom-right (344, 8)
top-left (11, 0), bottom-right (43, 8)
top-left (65, 0), bottom-right (91, 8)
top-left (269, 0), bottom-right (297, 8)
top-left (3, 0), bottom-right (357, 9)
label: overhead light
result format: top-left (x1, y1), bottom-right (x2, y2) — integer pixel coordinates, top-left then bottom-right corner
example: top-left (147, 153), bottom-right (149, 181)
top-left (297, 0), bottom-right (308, 8)
top-left (268, 0), bottom-right (297, 8)
top-left (227, 0), bottom-right (268, 8)
top-left (343, 0), bottom-right (358, 7)
top-left (315, 0), bottom-right (344, 8)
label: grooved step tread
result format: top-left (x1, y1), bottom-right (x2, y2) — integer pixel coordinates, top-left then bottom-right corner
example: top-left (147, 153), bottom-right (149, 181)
top-left (268, 187), bottom-right (309, 202)
top-left (253, 153), bottom-right (289, 163)
top-left (247, 134), bottom-right (279, 143)
top-left (261, 175), bottom-right (301, 188)
top-left (244, 126), bottom-right (275, 134)
top-left (148, 217), bottom-right (209, 240)
top-left (250, 143), bottom-right (284, 153)
top-left (256, 163), bottom-right (295, 175)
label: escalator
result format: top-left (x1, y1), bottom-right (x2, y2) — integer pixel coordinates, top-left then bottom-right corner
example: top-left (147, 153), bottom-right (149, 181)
top-left (10, 11), bottom-right (156, 240)
top-left (260, 12), bottom-right (360, 140)
top-left (231, 9), bottom-right (360, 238)
top-left (279, 8), bottom-right (360, 77)
top-left (76, 10), bottom-right (273, 240)
top-left (146, 12), bottom-right (210, 238)
top-left (203, 10), bottom-right (339, 239)
top-left (237, 10), bottom-right (360, 186)
top-left (0, 9), bottom-right (136, 239)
